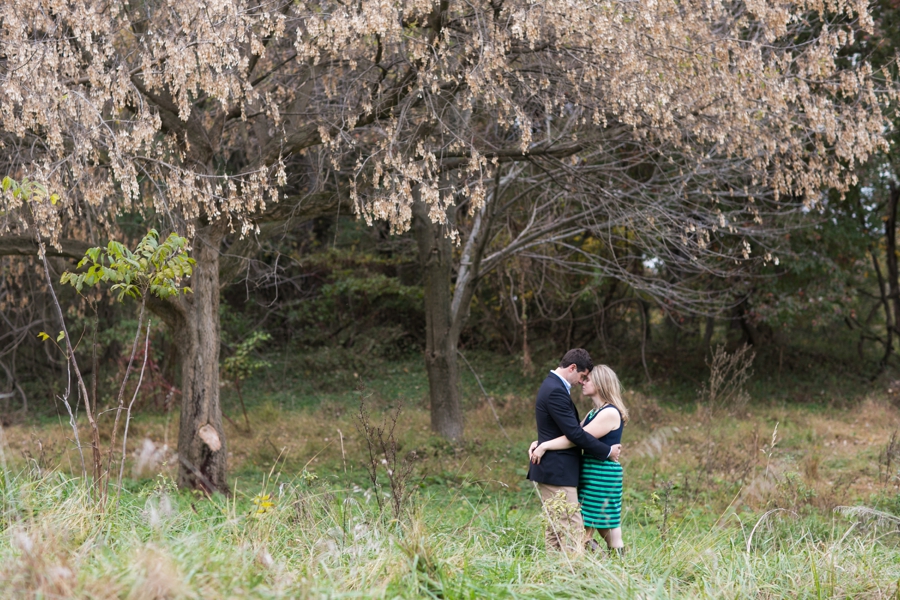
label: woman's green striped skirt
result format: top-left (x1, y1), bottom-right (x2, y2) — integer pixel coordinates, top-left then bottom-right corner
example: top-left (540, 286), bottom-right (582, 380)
top-left (578, 456), bottom-right (623, 528)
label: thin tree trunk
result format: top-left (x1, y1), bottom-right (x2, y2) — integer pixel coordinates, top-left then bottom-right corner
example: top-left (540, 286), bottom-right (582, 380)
top-left (520, 265), bottom-right (533, 376)
top-left (703, 316), bottom-right (715, 349)
top-left (870, 251), bottom-right (894, 366)
top-left (638, 299), bottom-right (652, 384)
top-left (174, 224), bottom-right (229, 493)
top-left (104, 298), bottom-right (146, 503)
top-left (885, 184), bottom-right (900, 338)
top-left (413, 200), bottom-right (464, 440)
top-left (116, 319), bottom-right (152, 506)
top-left (852, 192), bottom-right (894, 367)
top-left (598, 279), bottom-right (619, 352)
top-left (736, 299), bottom-right (762, 347)
top-left (38, 243), bottom-right (102, 491)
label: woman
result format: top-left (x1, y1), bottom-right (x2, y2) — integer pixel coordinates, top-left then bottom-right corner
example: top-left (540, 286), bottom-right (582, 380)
top-left (530, 365), bottom-right (628, 555)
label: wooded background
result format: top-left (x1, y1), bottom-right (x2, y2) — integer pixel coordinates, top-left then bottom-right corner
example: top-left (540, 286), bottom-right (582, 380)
top-left (1, 0), bottom-right (900, 494)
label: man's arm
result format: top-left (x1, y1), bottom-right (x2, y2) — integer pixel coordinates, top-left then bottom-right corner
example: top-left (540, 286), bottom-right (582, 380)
top-left (545, 390), bottom-right (612, 460)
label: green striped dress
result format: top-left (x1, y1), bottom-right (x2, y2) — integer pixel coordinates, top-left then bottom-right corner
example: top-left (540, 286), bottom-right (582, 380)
top-left (578, 405), bottom-right (624, 529)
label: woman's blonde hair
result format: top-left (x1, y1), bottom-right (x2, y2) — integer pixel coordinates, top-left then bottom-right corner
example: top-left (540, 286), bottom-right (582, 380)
top-left (588, 365), bottom-right (629, 424)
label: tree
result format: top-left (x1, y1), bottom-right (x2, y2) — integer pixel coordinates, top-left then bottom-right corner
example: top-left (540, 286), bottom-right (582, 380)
top-left (0, 0), bottom-right (346, 491)
top-left (59, 227), bottom-right (195, 502)
top-left (844, 1), bottom-right (900, 369)
top-left (0, 0), bottom-right (893, 462)
top-left (730, 2), bottom-right (900, 372)
top-left (398, 0), bottom-right (897, 437)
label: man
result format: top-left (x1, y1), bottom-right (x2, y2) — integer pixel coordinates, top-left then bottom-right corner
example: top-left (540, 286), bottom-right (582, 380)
top-left (527, 348), bottom-right (622, 552)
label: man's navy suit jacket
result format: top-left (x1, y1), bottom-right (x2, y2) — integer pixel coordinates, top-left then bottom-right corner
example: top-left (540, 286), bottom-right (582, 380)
top-left (527, 373), bottom-right (612, 487)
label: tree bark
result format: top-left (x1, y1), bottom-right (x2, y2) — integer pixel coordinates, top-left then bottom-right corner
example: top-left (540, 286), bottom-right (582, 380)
top-left (413, 200), bottom-right (464, 440)
top-left (885, 184), bottom-right (900, 338)
top-left (168, 196), bottom-right (345, 489)
top-left (871, 243), bottom-right (895, 366)
top-left (172, 224), bottom-right (229, 493)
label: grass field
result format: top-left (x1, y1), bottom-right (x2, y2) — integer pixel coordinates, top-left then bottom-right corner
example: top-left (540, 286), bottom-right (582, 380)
top-left (1, 350), bottom-right (899, 598)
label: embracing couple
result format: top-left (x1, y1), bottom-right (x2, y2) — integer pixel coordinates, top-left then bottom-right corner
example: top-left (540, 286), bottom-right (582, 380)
top-left (527, 348), bottom-right (629, 556)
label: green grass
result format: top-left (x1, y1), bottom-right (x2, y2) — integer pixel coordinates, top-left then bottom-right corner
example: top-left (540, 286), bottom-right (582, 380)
top-left (2, 348), bottom-right (900, 598)
top-left (0, 468), bottom-right (898, 598)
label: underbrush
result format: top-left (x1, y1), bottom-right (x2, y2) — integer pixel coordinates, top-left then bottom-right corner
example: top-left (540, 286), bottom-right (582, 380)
top-left (3, 351), bottom-right (900, 597)
top-left (0, 465), bottom-right (898, 598)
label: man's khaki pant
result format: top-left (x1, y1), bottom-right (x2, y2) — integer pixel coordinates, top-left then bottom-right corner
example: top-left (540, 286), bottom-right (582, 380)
top-left (537, 483), bottom-right (584, 553)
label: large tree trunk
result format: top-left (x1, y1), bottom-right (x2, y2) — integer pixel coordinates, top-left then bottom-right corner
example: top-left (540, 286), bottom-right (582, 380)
top-left (413, 201), bottom-right (464, 440)
top-left (165, 198), bottom-right (347, 490)
top-left (173, 224), bottom-right (229, 493)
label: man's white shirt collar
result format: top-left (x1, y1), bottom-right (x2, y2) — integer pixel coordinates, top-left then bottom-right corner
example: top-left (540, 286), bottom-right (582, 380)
top-left (550, 370), bottom-right (571, 394)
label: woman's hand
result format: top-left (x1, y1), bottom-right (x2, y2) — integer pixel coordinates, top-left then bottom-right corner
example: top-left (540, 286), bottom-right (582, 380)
top-left (528, 441), bottom-right (538, 461)
top-left (531, 443), bottom-right (547, 464)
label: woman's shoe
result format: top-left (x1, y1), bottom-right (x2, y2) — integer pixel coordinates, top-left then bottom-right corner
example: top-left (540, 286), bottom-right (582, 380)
top-left (611, 547), bottom-right (625, 558)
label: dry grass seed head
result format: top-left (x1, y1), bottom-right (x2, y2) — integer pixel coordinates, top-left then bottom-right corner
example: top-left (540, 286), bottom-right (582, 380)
top-left (4, 524), bottom-right (76, 597)
top-left (127, 544), bottom-right (186, 600)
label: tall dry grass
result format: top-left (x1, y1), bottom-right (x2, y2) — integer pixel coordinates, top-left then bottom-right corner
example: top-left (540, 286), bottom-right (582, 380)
top-left (0, 465), bottom-right (898, 598)
top-left (0, 346), bottom-right (900, 599)
top-left (1, 364), bottom-right (900, 597)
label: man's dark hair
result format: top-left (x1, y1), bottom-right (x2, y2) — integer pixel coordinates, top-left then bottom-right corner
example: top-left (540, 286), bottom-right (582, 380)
top-left (559, 348), bottom-right (593, 372)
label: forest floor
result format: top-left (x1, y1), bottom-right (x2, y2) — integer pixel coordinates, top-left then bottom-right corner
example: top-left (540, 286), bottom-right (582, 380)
top-left (0, 352), bottom-right (899, 597)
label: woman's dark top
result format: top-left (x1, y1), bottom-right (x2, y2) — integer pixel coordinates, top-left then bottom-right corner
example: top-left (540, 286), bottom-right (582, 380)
top-left (586, 404), bottom-right (623, 446)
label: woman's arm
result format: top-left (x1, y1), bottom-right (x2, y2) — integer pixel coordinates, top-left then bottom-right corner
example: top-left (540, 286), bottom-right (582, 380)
top-left (530, 435), bottom-right (575, 463)
top-left (540, 435), bottom-right (576, 452)
top-left (583, 409), bottom-right (621, 439)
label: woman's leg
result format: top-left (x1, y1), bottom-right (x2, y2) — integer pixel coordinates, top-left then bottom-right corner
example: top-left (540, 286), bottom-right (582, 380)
top-left (583, 526), bottom-right (597, 549)
top-left (597, 528), bottom-right (611, 546)
top-left (606, 527), bottom-right (624, 548)
top-left (597, 528), bottom-right (623, 549)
